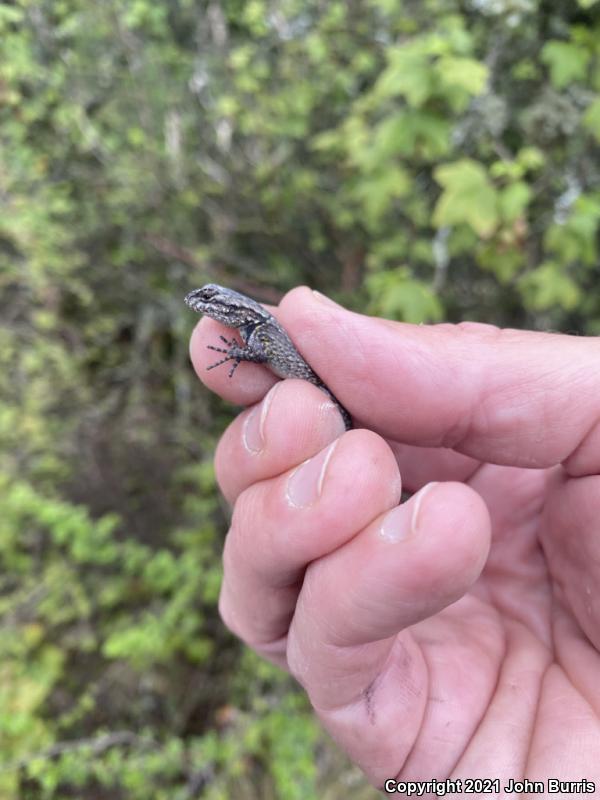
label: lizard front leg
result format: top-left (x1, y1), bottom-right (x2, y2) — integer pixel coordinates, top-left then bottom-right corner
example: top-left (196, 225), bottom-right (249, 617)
top-left (207, 335), bottom-right (268, 378)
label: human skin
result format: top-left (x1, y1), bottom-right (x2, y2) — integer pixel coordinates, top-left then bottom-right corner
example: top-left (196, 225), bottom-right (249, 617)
top-left (189, 286), bottom-right (600, 793)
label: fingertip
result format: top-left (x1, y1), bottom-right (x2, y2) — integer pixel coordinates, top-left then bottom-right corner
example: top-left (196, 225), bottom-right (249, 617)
top-left (279, 284), bottom-right (345, 312)
top-left (189, 316), bottom-right (222, 381)
top-left (278, 284), bottom-right (313, 306)
top-left (214, 385), bottom-right (395, 506)
top-left (413, 481), bottom-right (491, 587)
top-left (336, 428), bottom-right (403, 503)
top-left (301, 480), bottom-right (491, 648)
top-left (278, 285), bottom-right (350, 331)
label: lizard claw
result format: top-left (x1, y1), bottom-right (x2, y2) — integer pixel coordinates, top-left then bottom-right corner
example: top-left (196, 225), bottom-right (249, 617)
top-left (206, 342), bottom-right (242, 376)
top-left (219, 335), bottom-right (237, 346)
top-left (207, 344), bottom-right (230, 355)
top-left (206, 355), bottom-right (233, 370)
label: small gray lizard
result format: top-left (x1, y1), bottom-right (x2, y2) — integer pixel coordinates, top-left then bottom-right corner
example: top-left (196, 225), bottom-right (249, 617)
top-left (184, 283), bottom-right (352, 430)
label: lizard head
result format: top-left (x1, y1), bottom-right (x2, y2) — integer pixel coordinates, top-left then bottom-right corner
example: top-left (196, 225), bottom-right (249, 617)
top-left (185, 283), bottom-right (224, 310)
top-left (184, 283), bottom-right (268, 326)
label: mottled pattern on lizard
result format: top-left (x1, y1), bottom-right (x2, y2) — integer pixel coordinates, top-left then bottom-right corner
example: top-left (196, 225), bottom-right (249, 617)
top-left (185, 284), bottom-right (352, 430)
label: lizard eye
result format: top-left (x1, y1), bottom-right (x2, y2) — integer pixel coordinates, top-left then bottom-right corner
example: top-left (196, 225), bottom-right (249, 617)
top-left (185, 284), bottom-right (220, 306)
top-left (199, 284), bottom-right (220, 300)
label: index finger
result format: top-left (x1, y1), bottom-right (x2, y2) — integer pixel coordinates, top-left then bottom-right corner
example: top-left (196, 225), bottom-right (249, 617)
top-left (277, 288), bottom-right (600, 476)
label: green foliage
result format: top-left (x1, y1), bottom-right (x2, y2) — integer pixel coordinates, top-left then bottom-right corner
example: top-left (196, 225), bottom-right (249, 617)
top-left (434, 159), bottom-right (499, 238)
top-left (519, 261), bottom-right (581, 312)
top-left (542, 39), bottom-right (591, 89)
top-left (0, 473), bottom-right (224, 795)
top-left (367, 268), bottom-right (443, 324)
top-left (1, 0), bottom-right (599, 796)
top-left (584, 96), bottom-right (600, 141)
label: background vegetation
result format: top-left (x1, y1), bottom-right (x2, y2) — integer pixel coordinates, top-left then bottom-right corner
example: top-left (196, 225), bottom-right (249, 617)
top-left (1, 0), bottom-right (599, 796)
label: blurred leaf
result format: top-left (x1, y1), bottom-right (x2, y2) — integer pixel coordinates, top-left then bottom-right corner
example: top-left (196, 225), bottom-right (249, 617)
top-left (366, 268), bottom-right (443, 323)
top-left (433, 159), bottom-right (499, 237)
top-left (499, 182), bottom-right (532, 222)
top-left (519, 262), bottom-right (581, 310)
top-left (437, 56), bottom-right (488, 111)
top-left (545, 194), bottom-right (600, 265)
top-left (541, 40), bottom-right (591, 88)
top-left (375, 43), bottom-right (433, 106)
top-left (583, 96), bottom-right (600, 142)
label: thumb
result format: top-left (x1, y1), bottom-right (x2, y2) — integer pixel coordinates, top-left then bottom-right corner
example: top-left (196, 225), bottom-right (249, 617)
top-left (279, 287), bottom-right (599, 476)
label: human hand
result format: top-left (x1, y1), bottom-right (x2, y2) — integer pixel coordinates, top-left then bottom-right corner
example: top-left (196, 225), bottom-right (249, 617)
top-left (190, 287), bottom-right (600, 792)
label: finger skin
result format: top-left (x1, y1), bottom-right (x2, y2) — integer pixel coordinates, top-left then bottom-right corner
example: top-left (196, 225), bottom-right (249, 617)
top-left (218, 429), bottom-right (402, 661)
top-left (288, 482), bottom-right (490, 680)
top-left (389, 441), bottom-right (481, 492)
top-left (191, 311), bottom-right (484, 494)
top-left (276, 288), bottom-right (600, 474)
top-left (189, 288), bottom-right (600, 475)
top-left (188, 287), bottom-right (600, 785)
top-left (214, 378), bottom-right (347, 504)
top-left (286, 482), bottom-right (492, 784)
top-left (542, 469), bottom-right (600, 651)
top-left (190, 316), bottom-right (278, 406)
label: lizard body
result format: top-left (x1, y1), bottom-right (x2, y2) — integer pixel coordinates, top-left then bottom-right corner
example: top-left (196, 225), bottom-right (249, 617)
top-left (185, 284), bottom-right (352, 430)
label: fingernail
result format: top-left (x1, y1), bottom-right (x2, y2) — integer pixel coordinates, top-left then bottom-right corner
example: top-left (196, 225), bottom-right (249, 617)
top-left (379, 482), bottom-right (438, 542)
top-left (242, 382), bottom-right (280, 454)
top-left (319, 400), bottom-right (348, 436)
top-left (412, 482), bottom-right (438, 533)
top-left (312, 290), bottom-right (343, 309)
top-left (286, 440), bottom-right (339, 508)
